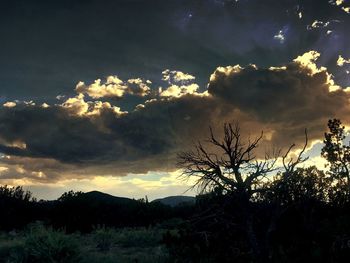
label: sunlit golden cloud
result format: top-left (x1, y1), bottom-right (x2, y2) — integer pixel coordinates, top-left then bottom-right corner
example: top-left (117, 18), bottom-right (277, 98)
top-left (337, 55), bottom-right (350, 66)
top-left (76, 76), bottom-right (151, 99)
top-left (3, 102), bottom-right (16, 108)
top-left (0, 51), bottom-right (349, 199)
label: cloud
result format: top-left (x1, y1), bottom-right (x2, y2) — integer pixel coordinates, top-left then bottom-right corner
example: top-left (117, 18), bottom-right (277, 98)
top-left (2, 0), bottom-right (350, 105)
top-left (335, 0), bottom-right (345, 6)
top-left (75, 76), bottom-right (151, 99)
top-left (0, 155), bottom-right (69, 182)
top-left (159, 84), bottom-right (202, 98)
top-left (274, 30), bottom-right (285, 44)
top-left (162, 69), bottom-right (196, 84)
top-left (207, 50), bottom-right (350, 145)
top-left (159, 70), bottom-right (207, 98)
top-left (0, 105), bottom-right (121, 164)
top-left (337, 55), bottom-right (350, 66)
top-left (307, 20), bottom-right (330, 30)
top-left (56, 95), bottom-right (66, 100)
top-left (293, 50), bottom-right (322, 73)
top-left (330, 0), bottom-right (350, 14)
top-left (0, 51), bottom-right (350, 184)
top-left (3, 102), bottom-right (16, 108)
top-left (329, 0), bottom-right (350, 13)
top-left (60, 93), bottom-right (126, 117)
top-left (342, 7), bottom-right (350, 13)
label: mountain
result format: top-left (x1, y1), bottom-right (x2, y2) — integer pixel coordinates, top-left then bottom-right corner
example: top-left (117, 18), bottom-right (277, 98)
top-left (62, 191), bottom-right (196, 208)
top-left (152, 196), bottom-right (196, 207)
top-left (82, 191), bottom-right (136, 205)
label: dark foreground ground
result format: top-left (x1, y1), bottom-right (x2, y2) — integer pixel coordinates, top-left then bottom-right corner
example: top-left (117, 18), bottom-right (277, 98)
top-left (1, 185), bottom-right (350, 263)
top-left (0, 224), bottom-right (172, 263)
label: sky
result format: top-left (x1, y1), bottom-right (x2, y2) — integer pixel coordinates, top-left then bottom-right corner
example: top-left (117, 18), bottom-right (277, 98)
top-left (0, 0), bottom-right (350, 200)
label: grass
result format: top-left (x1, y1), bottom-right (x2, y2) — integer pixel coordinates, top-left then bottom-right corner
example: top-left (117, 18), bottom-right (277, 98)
top-left (0, 224), bottom-right (171, 263)
top-left (25, 223), bottom-right (81, 263)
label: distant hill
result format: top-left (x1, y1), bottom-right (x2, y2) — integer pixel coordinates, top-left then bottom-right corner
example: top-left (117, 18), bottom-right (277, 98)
top-left (152, 196), bottom-right (195, 207)
top-left (59, 190), bottom-right (196, 208)
top-left (82, 191), bottom-right (137, 205)
top-left (0, 187), bottom-right (196, 231)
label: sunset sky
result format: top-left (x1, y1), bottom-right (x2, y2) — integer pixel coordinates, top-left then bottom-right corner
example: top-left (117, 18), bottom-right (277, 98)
top-left (0, 0), bottom-right (350, 200)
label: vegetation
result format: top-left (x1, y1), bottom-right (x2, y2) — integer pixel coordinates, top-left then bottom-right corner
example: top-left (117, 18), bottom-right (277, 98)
top-left (25, 223), bottom-right (81, 263)
top-left (0, 224), bottom-right (169, 263)
top-left (1, 119), bottom-right (350, 262)
top-left (172, 119), bottom-right (350, 262)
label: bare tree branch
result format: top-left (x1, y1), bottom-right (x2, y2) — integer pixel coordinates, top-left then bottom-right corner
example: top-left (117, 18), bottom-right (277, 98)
top-left (282, 129), bottom-right (309, 175)
top-left (177, 122), bottom-right (280, 199)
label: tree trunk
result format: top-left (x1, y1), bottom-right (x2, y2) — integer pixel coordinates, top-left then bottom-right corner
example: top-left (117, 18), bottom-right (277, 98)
top-left (247, 214), bottom-right (261, 260)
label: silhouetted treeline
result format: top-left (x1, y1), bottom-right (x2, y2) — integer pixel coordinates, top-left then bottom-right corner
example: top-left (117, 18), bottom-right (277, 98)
top-left (163, 167), bottom-right (350, 263)
top-left (0, 189), bottom-right (194, 232)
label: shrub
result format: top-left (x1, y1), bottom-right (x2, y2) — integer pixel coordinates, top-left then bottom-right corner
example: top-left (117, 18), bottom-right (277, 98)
top-left (24, 223), bottom-right (81, 263)
top-left (0, 239), bottom-right (26, 263)
top-left (114, 227), bottom-right (163, 248)
top-left (92, 226), bottom-right (114, 251)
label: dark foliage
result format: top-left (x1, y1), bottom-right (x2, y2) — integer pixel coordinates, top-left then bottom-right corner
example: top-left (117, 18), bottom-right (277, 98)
top-left (0, 188), bottom-right (194, 233)
top-left (322, 119), bottom-right (350, 203)
top-left (170, 120), bottom-right (350, 262)
top-left (0, 185), bottom-right (39, 230)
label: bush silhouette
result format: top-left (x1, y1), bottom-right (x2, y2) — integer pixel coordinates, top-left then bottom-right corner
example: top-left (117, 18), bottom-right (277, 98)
top-left (92, 225), bottom-right (114, 252)
top-left (25, 223), bottom-right (81, 263)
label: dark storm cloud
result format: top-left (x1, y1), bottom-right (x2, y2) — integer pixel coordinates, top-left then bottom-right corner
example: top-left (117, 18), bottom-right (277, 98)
top-left (0, 106), bottom-right (116, 163)
top-left (0, 94), bottom-right (221, 164)
top-left (1, 0), bottom-right (350, 183)
top-left (208, 55), bottom-right (348, 124)
top-left (208, 51), bottom-right (350, 146)
top-left (1, 0), bottom-right (349, 101)
top-left (0, 52), bottom-right (350, 182)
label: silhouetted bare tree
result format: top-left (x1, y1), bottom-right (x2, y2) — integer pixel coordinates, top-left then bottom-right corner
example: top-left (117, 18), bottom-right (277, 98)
top-left (177, 123), bottom-right (279, 262)
top-left (178, 122), bottom-right (279, 200)
top-left (177, 122), bottom-right (310, 262)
